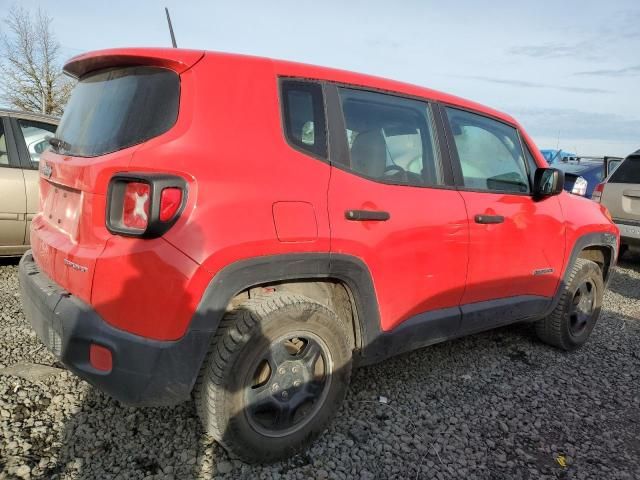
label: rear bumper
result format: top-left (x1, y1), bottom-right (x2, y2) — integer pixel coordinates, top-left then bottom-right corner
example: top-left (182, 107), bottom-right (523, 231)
top-left (616, 222), bottom-right (640, 246)
top-left (18, 251), bottom-right (212, 406)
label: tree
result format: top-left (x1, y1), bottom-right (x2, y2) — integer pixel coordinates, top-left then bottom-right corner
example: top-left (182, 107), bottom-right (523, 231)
top-left (0, 6), bottom-right (74, 116)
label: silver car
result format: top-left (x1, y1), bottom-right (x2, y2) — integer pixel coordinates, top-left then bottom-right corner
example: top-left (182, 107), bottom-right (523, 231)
top-left (594, 149), bottom-right (640, 257)
top-left (0, 109), bottom-right (58, 256)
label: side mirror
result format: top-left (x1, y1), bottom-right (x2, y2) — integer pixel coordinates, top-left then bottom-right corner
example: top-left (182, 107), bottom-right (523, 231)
top-left (533, 168), bottom-right (564, 198)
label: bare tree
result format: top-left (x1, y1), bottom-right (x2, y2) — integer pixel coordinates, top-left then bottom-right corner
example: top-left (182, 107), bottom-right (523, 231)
top-left (0, 6), bottom-right (74, 116)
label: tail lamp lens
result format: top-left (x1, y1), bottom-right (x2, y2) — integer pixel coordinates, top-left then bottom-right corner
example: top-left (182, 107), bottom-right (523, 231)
top-left (122, 182), bottom-right (150, 230)
top-left (107, 174), bottom-right (187, 238)
top-left (592, 183), bottom-right (604, 203)
top-left (160, 187), bottom-right (183, 222)
top-left (571, 176), bottom-right (588, 196)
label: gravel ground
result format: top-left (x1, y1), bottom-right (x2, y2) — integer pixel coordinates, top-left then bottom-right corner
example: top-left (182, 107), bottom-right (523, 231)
top-left (1, 254), bottom-right (639, 480)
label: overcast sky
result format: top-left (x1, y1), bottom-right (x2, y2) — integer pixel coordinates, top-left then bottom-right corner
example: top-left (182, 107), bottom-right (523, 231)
top-left (2, 0), bottom-right (638, 156)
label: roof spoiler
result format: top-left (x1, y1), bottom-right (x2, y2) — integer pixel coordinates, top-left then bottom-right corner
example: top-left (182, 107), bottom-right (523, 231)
top-left (64, 48), bottom-right (205, 78)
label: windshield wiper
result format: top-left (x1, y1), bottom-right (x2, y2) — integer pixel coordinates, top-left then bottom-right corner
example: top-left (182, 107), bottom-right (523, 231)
top-left (49, 137), bottom-right (70, 152)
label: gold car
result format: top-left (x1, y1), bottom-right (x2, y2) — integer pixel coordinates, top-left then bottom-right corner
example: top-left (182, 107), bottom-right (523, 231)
top-left (0, 109), bottom-right (58, 256)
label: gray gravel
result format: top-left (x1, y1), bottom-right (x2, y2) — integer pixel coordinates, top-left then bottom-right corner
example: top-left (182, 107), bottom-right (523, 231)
top-left (1, 254), bottom-right (639, 479)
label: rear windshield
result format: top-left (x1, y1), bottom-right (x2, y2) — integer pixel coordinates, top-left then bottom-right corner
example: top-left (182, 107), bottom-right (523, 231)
top-left (55, 66), bottom-right (179, 157)
top-left (609, 156), bottom-right (640, 184)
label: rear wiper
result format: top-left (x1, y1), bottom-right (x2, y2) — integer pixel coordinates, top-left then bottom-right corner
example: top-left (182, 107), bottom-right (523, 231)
top-left (49, 137), bottom-right (70, 152)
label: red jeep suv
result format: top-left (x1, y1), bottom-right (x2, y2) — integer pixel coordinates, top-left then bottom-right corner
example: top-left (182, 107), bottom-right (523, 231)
top-left (19, 48), bottom-right (619, 462)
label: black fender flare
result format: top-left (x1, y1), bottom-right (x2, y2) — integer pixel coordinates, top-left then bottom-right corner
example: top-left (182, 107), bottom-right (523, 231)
top-left (542, 231), bottom-right (617, 318)
top-left (190, 252), bottom-right (382, 349)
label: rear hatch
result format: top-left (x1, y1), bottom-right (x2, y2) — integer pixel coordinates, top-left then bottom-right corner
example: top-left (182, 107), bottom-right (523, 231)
top-left (601, 153), bottom-right (640, 225)
top-left (32, 48), bottom-right (203, 303)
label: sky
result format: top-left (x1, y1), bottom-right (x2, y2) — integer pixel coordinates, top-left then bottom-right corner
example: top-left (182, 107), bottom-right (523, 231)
top-left (1, 0), bottom-right (638, 157)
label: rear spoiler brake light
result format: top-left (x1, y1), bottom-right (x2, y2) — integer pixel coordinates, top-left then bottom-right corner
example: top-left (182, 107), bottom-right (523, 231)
top-left (64, 48), bottom-right (205, 78)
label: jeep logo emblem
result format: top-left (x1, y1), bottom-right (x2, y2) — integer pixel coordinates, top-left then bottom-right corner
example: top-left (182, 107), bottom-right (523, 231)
top-left (42, 162), bottom-right (53, 178)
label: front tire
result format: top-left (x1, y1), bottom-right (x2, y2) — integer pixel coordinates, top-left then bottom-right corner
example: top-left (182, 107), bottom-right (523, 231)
top-left (194, 292), bottom-right (352, 463)
top-left (535, 258), bottom-right (604, 351)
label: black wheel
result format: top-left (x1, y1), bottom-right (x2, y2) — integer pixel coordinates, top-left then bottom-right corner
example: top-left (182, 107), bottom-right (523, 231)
top-left (535, 258), bottom-right (604, 351)
top-left (194, 292), bottom-right (352, 463)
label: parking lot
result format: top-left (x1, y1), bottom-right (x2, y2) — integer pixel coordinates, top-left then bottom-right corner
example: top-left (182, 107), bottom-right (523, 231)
top-left (1, 255), bottom-right (639, 480)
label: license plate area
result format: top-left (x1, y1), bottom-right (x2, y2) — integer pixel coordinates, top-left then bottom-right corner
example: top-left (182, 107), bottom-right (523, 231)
top-left (34, 319), bottom-right (63, 358)
top-left (27, 297), bottom-right (64, 358)
top-left (41, 181), bottom-right (82, 238)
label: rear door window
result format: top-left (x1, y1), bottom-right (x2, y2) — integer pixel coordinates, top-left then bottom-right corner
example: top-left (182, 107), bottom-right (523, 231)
top-left (55, 66), bottom-right (179, 157)
top-left (609, 156), bottom-right (640, 184)
top-left (0, 121), bottom-right (9, 166)
top-left (0, 118), bottom-right (23, 168)
top-left (16, 119), bottom-right (57, 168)
top-left (337, 87), bottom-right (443, 187)
top-left (281, 80), bottom-right (327, 158)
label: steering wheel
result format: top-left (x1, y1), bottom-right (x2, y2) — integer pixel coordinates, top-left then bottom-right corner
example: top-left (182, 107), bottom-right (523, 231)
top-left (384, 165), bottom-right (408, 182)
top-left (383, 165), bottom-right (406, 176)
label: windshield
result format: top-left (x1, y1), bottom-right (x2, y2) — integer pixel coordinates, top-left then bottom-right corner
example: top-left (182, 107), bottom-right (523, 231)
top-left (55, 66), bottom-right (179, 157)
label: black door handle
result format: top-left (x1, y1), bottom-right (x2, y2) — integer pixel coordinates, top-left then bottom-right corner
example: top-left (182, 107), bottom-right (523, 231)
top-left (345, 210), bottom-right (390, 221)
top-left (475, 214), bottom-right (504, 224)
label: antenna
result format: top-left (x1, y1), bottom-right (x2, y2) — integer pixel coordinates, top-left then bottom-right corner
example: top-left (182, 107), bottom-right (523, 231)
top-left (165, 7), bottom-right (177, 48)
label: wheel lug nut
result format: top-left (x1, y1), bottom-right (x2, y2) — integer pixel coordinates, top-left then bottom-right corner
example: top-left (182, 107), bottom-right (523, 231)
top-left (282, 391), bottom-right (288, 398)
top-left (271, 383), bottom-right (279, 391)
top-left (278, 367), bottom-right (285, 375)
top-left (292, 366), bottom-right (299, 373)
top-left (293, 380), bottom-right (301, 387)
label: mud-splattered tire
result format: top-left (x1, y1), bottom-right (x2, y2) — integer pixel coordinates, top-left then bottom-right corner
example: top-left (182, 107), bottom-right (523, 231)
top-left (535, 258), bottom-right (604, 351)
top-left (194, 292), bottom-right (352, 463)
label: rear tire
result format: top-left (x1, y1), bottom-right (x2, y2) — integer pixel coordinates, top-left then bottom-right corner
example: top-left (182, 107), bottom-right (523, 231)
top-left (194, 292), bottom-right (352, 463)
top-left (619, 244), bottom-right (628, 260)
top-left (535, 258), bottom-right (604, 351)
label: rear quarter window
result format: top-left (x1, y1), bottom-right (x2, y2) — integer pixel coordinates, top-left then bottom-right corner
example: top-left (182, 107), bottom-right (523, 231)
top-left (55, 66), bottom-right (179, 157)
top-left (280, 80), bottom-right (327, 159)
top-left (609, 156), bottom-right (640, 184)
